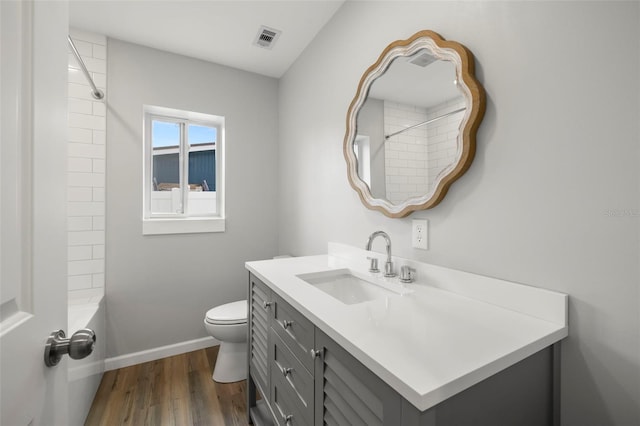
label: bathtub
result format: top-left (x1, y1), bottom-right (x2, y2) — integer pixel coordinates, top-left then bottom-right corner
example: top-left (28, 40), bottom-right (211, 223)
top-left (68, 295), bottom-right (105, 426)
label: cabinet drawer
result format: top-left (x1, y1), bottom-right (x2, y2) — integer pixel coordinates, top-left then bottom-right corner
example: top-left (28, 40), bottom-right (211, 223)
top-left (271, 365), bottom-right (312, 426)
top-left (272, 294), bottom-right (315, 372)
top-left (270, 329), bottom-right (313, 423)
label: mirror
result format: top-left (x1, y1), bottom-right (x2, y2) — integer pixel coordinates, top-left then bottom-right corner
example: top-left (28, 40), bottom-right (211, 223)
top-left (344, 30), bottom-right (485, 218)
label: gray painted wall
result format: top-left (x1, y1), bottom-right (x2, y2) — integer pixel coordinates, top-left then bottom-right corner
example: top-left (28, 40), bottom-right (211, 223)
top-left (278, 2), bottom-right (639, 425)
top-left (105, 39), bottom-right (278, 357)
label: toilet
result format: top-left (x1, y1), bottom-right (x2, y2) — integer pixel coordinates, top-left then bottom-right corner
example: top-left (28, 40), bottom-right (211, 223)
top-left (203, 300), bottom-right (247, 383)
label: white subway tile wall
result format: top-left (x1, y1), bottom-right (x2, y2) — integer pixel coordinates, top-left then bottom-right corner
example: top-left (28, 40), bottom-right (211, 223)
top-left (383, 99), bottom-right (465, 204)
top-left (67, 29), bottom-right (106, 298)
top-left (384, 101), bottom-right (430, 203)
top-left (425, 98), bottom-right (465, 187)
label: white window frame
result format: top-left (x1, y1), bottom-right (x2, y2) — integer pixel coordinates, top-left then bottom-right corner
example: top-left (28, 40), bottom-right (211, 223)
top-left (142, 105), bottom-right (225, 235)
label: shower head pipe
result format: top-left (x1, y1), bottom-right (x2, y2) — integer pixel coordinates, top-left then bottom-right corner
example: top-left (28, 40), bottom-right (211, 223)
top-left (67, 35), bottom-right (104, 100)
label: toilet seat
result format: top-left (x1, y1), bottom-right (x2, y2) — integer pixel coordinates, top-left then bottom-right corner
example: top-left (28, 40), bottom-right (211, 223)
top-left (205, 300), bottom-right (247, 325)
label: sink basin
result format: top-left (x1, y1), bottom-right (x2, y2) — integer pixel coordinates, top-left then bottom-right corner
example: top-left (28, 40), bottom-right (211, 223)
top-left (296, 268), bottom-right (412, 305)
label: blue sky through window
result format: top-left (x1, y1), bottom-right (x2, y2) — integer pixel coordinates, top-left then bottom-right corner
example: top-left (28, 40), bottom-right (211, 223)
top-left (189, 124), bottom-right (217, 146)
top-left (152, 120), bottom-right (217, 148)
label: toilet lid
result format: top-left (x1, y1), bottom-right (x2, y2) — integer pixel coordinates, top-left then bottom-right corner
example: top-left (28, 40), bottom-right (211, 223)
top-left (206, 300), bottom-right (247, 325)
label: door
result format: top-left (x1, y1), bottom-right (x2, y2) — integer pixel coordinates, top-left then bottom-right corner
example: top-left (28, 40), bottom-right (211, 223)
top-left (1, 1), bottom-right (70, 425)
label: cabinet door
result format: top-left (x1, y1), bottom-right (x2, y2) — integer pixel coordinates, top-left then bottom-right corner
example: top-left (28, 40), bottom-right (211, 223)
top-left (249, 274), bottom-right (272, 399)
top-left (314, 329), bottom-right (402, 426)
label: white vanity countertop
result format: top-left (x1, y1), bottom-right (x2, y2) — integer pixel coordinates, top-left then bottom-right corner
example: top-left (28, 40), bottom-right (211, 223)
top-left (245, 243), bottom-right (568, 412)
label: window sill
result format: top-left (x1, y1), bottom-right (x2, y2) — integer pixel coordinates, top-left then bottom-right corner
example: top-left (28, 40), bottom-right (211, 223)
top-left (142, 217), bottom-right (225, 235)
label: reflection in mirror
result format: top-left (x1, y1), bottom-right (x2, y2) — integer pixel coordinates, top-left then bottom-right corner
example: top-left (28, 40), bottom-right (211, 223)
top-left (353, 135), bottom-right (372, 190)
top-left (344, 31), bottom-right (485, 217)
top-left (356, 49), bottom-right (465, 203)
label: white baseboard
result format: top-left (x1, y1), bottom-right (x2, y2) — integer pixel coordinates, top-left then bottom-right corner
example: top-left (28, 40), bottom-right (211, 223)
top-left (69, 359), bottom-right (105, 382)
top-left (104, 336), bottom-right (219, 371)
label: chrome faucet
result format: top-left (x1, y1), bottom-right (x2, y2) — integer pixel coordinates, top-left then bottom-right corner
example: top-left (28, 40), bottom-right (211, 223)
top-left (365, 231), bottom-right (396, 277)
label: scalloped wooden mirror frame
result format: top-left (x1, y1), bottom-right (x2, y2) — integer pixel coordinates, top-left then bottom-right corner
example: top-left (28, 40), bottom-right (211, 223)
top-left (344, 30), bottom-right (485, 218)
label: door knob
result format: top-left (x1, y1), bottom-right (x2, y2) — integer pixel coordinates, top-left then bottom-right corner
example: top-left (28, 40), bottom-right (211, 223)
top-left (44, 328), bottom-right (96, 367)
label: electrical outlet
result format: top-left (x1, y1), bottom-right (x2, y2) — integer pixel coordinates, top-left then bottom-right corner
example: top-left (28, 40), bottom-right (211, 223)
top-left (412, 219), bottom-right (428, 250)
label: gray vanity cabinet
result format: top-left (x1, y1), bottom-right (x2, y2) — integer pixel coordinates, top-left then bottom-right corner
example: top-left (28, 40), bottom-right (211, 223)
top-left (247, 273), bottom-right (558, 426)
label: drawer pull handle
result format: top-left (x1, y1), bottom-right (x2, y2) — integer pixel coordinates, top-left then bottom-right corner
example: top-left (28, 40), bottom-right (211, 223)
top-left (310, 348), bottom-right (322, 359)
top-left (263, 301), bottom-right (272, 309)
top-left (284, 414), bottom-right (293, 425)
top-left (281, 367), bottom-right (293, 377)
top-left (282, 320), bottom-right (293, 329)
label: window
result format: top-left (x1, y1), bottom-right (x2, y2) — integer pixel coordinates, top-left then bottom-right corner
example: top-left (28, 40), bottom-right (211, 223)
top-left (143, 105), bottom-right (224, 234)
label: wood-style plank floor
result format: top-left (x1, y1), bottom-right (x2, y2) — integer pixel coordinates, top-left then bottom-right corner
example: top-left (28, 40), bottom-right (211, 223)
top-left (85, 346), bottom-right (250, 426)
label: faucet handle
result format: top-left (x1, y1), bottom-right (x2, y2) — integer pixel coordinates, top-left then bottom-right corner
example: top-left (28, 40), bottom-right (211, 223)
top-left (384, 261), bottom-right (396, 278)
top-left (399, 265), bottom-right (415, 283)
top-left (366, 257), bottom-right (380, 273)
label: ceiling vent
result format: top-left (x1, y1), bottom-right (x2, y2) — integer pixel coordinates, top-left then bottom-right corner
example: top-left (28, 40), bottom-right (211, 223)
top-left (253, 25), bottom-right (282, 50)
top-left (409, 52), bottom-right (437, 68)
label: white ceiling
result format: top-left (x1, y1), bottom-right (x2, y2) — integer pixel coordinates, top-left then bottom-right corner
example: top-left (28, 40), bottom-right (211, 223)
top-left (370, 55), bottom-right (462, 109)
top-left (69, 0), bottom-right (345, 78)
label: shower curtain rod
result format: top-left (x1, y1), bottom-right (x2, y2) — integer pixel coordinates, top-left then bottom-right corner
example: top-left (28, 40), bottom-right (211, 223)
top-left (385, 107), bottom-right (466, 140)
top-left (67, 35), bottom-right (104, 100)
